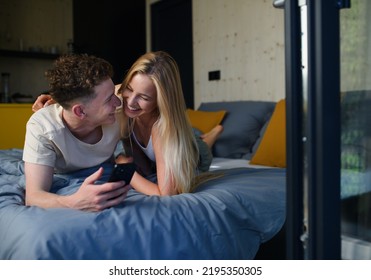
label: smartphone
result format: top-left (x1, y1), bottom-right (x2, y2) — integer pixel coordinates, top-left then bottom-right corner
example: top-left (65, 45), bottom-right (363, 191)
top-left (108, 163), bottom-right (136, 183)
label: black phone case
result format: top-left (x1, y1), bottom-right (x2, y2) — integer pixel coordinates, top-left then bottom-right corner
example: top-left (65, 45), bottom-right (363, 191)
top-left (108, 163), bottom-right (136, 183)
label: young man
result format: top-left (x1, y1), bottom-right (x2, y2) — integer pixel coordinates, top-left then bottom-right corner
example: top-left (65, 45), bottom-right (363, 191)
top-left (23, 54), bottom-right (130, 211)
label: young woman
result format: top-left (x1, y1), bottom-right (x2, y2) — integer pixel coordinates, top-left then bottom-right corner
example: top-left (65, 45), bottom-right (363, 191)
top-left (117, 51), bottom-right (223, 196)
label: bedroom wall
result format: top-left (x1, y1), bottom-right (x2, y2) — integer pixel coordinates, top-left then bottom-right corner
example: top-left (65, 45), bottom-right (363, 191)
top-left (2, 0), bottom-right (285, 104)
top-left (146, 0), bottom-right (285, 108)
top-left (192, 0), bottom-right (285, 107)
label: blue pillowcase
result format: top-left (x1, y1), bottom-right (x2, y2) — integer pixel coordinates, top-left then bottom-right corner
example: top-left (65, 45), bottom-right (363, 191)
top-left (198, 101), bottom-right (275, 158)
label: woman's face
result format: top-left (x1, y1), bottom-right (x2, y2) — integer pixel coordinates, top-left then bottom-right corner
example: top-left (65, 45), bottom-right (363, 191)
top-left (121, 73), bottom-right (158, 120)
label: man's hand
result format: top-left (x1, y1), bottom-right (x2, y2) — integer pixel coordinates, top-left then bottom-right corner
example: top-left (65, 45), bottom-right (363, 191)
top-left (25, 163), bottom-right (131, 212)
top-left (32, 94), bottom-right (55, 112)
top-left (64, 167), bottom-right (131, 212)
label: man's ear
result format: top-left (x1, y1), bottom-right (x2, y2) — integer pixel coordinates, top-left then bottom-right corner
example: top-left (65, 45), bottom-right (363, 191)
top-left (115, 84), bottom-right (122, 95)
top-left (71, 104), bottom-right (86, 118)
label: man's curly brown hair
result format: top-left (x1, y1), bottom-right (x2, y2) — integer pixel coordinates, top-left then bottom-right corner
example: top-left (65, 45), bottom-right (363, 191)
top-left (45, 54), bottom-right (113, 109)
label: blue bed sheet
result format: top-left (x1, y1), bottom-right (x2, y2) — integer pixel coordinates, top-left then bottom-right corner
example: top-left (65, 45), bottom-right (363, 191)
top-left (0, 149), bottom-right (286, 260)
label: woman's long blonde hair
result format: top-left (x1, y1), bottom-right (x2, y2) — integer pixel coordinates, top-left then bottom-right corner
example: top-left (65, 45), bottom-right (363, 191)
top-left (118, 51), bottom-right (199, 194)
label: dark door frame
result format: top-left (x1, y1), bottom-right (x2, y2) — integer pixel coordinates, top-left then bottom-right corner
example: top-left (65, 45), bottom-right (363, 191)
top-left (283, 0), bottom-right (343, 259)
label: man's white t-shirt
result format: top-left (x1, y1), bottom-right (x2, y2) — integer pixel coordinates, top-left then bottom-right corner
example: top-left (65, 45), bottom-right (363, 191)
top-left (22, 104), bottom-right (121, 173)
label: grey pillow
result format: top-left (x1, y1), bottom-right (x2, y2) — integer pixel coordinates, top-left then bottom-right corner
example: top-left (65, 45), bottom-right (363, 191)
top-left (247, 116), bottom-right (272, 159)
top-left (198, 101), bottom-right (276, 158)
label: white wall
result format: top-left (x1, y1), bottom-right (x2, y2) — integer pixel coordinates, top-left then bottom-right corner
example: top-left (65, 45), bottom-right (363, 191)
top-left (192, 0), bottom-right (285, 107)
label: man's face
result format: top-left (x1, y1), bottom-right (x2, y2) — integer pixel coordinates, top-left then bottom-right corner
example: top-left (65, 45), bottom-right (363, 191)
top-left (82, 78), bottom-right (122, 126)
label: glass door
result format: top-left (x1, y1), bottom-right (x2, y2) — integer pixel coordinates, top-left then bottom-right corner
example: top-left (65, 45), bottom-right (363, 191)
top-left (282, 0), bottom-right (371, 259)
top-left (281, 0), bottom-right (371, 260)
top-left (340, 0), bottom-right (371, 259)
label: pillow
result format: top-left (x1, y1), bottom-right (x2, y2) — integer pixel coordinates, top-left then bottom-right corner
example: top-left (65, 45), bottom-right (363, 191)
top-left (198, 101), bottom-right (276, 158)
top-left (250, 99), bottom-right (286, 167)
top-left (251, 117), bottom-right (271, 155)
top-left (186, 109), bottom-right (226, 133)
top-left (243, 116), bottom-right (271, 160)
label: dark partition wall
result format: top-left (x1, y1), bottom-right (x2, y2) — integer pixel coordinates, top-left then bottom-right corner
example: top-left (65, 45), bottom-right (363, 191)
top-left (73, 0), bottom-right (146, 84)
top-left (151, 0), bottom-right (194, 109)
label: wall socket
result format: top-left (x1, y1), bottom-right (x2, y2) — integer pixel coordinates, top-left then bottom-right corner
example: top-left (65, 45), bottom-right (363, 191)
top-left (208, 70), bottom-right (221, 81)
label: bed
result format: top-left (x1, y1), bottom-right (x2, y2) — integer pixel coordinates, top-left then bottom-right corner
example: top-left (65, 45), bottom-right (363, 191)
top-left (0, 100), bottom-right (286, 260)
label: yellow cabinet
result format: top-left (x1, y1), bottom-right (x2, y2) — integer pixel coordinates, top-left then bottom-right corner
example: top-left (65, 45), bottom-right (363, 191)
top-left (0, 104), bottom-right (34, 149)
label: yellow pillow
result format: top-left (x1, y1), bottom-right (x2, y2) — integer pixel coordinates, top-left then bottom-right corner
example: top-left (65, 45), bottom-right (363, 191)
top-left (186, 109), bottom-right (226, 133)
top-left (250, 99), bottom-right (286, 167)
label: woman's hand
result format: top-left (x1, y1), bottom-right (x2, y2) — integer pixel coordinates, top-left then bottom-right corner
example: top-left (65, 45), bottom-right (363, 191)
top-left (32, 94), bottom-right (55, 112)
